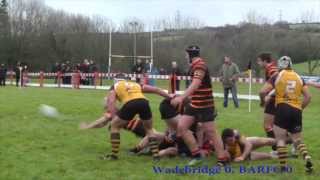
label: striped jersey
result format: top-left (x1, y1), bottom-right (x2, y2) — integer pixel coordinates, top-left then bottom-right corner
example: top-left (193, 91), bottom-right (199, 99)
top-left (265, 61), bottom-right (278, 81)
top-left (189, 58), bottom-right (214, 109)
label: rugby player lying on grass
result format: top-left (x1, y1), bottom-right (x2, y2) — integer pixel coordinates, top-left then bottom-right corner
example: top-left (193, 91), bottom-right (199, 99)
top-left (79, 75), bottom-right (172, 161)
top-left (129, 99), bottom-right (213, 158)
top-left (221, 128), bottom-right (278, 162)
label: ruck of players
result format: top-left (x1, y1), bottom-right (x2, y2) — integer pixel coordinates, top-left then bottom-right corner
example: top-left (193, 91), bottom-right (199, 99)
top-left (80, 46), bottom-right (314, 174)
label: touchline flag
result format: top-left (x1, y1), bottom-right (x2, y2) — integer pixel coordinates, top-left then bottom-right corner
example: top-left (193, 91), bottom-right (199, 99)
top-left (247, 61), bottom-right (252, 112)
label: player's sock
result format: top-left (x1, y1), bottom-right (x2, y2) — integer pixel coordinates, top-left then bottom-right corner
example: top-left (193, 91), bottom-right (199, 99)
top-left (294, 140), bottom-right (313, 173)
top-left (277, 146), bottom-right (288, 171)
top-left (191, 148), bottom-right (201, 158)
top-left (266, 128), bottom-right (277, 151)
top-left (110, 132), bottom-right (120, 158)
top-left (148, 137), bottom-right (159, 160)
top-left (295, 140), bottom-right (311, 160)
top-left (187, 148), bottom-right (203, 166)
top-left (217, 156), bottom-right (229, 166)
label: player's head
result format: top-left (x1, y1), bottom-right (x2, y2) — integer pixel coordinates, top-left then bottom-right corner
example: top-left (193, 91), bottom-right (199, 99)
top-left (113, 73), bottom-right (126, 83)
top-left (224, 56), bottom-right (231, 64)
top-left (257, 52), bottom-right (272, 67)
top-left (185, 45), bottom-right (200, 63)
top-left (172, 61), bottom-right (177, 68)
top-left (222, 128), bottom-right (236, 145)
top-left (278, 56), bottom-right (292, 70)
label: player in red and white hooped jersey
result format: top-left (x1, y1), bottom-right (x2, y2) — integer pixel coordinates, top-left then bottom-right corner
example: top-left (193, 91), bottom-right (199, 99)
top-left (257, 52), bottom-right (279, 152)
top-left (171, 45), bottom-right (228, 166)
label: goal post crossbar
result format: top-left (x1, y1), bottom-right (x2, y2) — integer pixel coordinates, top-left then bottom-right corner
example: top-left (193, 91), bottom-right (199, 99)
top-left (108, 30), bottom-right (153, 74)
top-left (110, 55), bottom-right (152, 59)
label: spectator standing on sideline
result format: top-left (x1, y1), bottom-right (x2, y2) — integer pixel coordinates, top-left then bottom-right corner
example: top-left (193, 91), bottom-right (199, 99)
top-left (220, 56), bottom-right (240, 108)
top-left (80, 59), bottom-right (89, 85)
top-left (171, 61), bottom-right (181, 91)
top-left (14, 62), bottom-right (22, 87)
top-left (159, 68), bottom-right (166, 75)
top-left (52, 62), bottom-right (61, 84)
top-left (145, 59), bottom-right (152, 73)
top-left (0, 64), bottom-right (7, 86)
top-left (89, 60), bottom-right (98, 85)
top-left (132, 59), bottom-right (144, 83)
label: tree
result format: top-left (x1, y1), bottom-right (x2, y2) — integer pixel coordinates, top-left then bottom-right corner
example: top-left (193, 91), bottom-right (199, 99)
top-left (0, 0), bottom-right (11, 64)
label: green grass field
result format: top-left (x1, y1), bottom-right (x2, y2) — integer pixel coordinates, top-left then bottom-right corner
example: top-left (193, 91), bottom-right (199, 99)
top-left (293, 61), bottom-right (320, 76)
top-left (1, 83), bottom-right (320, 180)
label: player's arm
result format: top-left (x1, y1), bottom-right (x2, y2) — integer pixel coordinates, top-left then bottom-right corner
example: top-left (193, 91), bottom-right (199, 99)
top-left (105, 90), bottom-right (117, 116)
top-left (240, 138), bottom-right (252, 160)
top-left (235, 136), bottom-right (252, 162)
top-left (171, 69), bottom-right (204, 106)
top-left (259, 83), bottom-right (274, 107)
top-left (307, 81), bottom-right (320, 89)
top-left (181, 69), bottom-right (204, 99)
top-left (142, 84), bottom-right (171, 98)
top-left (302, 85), bottom-right (311, 109)
top-left (259, 75), bottom-right (275, 107)
top-left (79, 115), bottom-right (110, 130)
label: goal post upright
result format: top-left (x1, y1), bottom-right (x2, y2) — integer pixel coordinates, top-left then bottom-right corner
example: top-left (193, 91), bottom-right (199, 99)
top-left (150, 30), bottom-right (154, 72)
top-left (108, 30), bottom-right (112, 74)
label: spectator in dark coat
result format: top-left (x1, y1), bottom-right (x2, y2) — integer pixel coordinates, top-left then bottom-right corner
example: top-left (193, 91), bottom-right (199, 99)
top-left (132, 59), bottom-right (144, 83)
top-left (0, 64), bottom-right (7, 86)
top-left (14, 62), bottom-right (22, 87)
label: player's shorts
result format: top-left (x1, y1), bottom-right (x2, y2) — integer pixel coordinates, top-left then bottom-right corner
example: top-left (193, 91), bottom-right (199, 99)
top-left (117, 98), bottom-right (152, 121)
top-left (158, 139), bottom-right (176, 150)
top-left (183, 104), bottom-right (216, 122)
top-left (177, 139), bottom-right (191, 157)
top-left (129, 120), bottom-right (146, 138)
top-left (274, 103), bottom-right (302, 133)
top-left (264, 97), bottom-right (276, 115)
top-left (159, 98), bottom-right (179, 120)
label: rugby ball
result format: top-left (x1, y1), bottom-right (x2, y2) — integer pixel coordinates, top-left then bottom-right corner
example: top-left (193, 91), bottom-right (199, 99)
top-left (39, 104), bottom-right (60, 118)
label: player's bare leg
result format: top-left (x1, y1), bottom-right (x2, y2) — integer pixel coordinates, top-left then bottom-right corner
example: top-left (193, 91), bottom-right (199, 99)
top-left (246, 137), bottom-right (276, 149)
top-left (142, 119), bottom-right (160, 161)
top-left (203, 121), bottom-right (229, 165)
top-left (263, 113), bottom-right (277, 151)
top-left (129, 132), bottom-right (165, 154)
top-left (159, 147), bottom-right (178, 157)
top-left (273, 125), bottom-right (290, 172)
top-left (177, 115), bottom-right (201, 166)
top-left (250, 151), bottom-right (276, 160)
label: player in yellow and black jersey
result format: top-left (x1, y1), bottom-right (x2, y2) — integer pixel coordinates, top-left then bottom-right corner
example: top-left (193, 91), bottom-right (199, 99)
top-left (260, 56), bottom-right (313, 173)
top-left (221, 128), bottom-right (277, 162)
top-left (81, 74), bottom-right (171, 161)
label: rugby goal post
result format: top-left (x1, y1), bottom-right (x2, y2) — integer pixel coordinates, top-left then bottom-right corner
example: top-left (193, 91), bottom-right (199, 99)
top-left (107, 30), bottom-right (154, 74)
